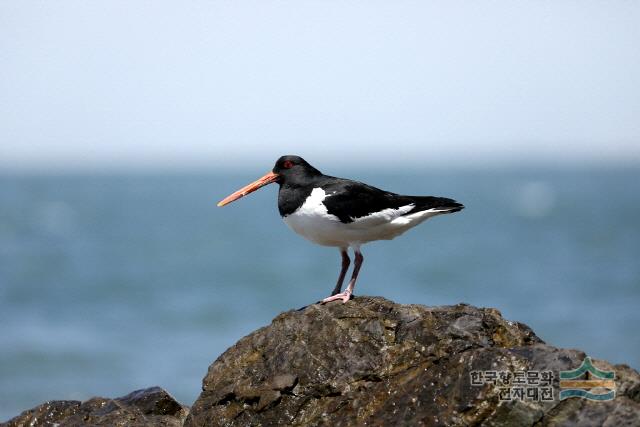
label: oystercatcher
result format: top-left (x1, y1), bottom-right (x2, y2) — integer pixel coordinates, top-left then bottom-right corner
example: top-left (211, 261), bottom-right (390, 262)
top-left (218, 155), bottom-right (464, 303)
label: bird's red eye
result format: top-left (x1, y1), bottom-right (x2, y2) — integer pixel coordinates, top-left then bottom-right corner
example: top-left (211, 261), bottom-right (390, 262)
top-left (283, 160), bottom-right (294, 169)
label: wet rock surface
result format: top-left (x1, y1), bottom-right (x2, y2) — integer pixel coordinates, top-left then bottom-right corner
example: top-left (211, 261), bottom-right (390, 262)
top-left (2, 387), bottom-right (188, 427)
top-left (4, 296), bottom-right (640, 426)
top-left (184, 296), bottom-right (640, 427)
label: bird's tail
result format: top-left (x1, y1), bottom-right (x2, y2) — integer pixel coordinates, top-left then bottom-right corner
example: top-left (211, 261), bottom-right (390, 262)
top-left (414, 196), bottom-right (464, 213)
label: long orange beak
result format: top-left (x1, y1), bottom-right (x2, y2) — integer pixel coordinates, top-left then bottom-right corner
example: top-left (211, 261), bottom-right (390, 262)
top-left (217, 171), bottom-right (279, 207)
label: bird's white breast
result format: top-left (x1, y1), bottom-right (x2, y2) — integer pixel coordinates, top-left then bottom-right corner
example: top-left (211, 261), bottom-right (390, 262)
top-left (282, 188), bottom-right (444, 248)
top-left (282, 188), bottom-right (344, 246)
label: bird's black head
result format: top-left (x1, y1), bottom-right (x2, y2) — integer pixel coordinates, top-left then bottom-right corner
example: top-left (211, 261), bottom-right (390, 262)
top-left (272, 155), bottom-right (322, 185)
top-left (217, 155), bottom-right (322, 207)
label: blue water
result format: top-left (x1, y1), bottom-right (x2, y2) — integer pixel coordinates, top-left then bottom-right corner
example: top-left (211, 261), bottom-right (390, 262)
top-left (1, 169), bottom-right (639, 420)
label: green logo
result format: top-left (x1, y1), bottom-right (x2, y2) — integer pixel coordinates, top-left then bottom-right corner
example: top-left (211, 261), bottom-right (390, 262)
top-left (559, 357), bottom-right (615, 401)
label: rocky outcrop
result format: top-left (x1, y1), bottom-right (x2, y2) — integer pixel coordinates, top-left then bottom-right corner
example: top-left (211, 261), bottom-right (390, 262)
top-left (4, 296), bottom-right (640, 426)
top-left (184, 296), bottom-right (640, 427)
top-left (2, 387), bottom-right (188, 427)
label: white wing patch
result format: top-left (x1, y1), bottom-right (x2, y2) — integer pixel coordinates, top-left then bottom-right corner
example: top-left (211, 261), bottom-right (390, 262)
top-left (348, 204), bottom-right (415, 228)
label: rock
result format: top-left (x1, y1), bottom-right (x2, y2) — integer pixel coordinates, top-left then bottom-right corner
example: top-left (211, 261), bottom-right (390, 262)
top-left (4, 296), bottom-right (639, 426)
top-left (185, 296), bottom-right (640, 427)
top-left (2, 387), bottom-right (188, 427)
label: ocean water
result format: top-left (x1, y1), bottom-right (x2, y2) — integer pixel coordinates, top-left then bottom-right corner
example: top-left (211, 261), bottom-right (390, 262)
top-left (1, 168), bottom-right (639, 420)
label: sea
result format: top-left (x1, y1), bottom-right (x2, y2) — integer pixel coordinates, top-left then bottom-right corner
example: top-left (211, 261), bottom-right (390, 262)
top-left (1, 168), bottom-right (639, 420)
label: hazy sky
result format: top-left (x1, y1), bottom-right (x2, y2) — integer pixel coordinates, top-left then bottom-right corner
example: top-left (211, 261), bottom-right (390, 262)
top-left (1, 1), bottom-right (639, 171)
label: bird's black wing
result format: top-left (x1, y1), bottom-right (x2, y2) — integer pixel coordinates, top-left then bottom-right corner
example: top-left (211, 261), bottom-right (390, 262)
top-left (320, 178), bottom-right (463, 224)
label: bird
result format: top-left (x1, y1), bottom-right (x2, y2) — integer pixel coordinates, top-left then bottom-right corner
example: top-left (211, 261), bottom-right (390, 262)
top-left (217, 155), bottom-right (464, 303)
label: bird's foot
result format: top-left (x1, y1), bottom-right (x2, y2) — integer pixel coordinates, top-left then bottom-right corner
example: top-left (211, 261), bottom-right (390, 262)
top-left (321, 290), bottom-right (352, 304)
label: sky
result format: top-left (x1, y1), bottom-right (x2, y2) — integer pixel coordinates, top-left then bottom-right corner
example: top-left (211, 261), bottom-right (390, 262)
top-left (1, 1), bottom-right (639, 171)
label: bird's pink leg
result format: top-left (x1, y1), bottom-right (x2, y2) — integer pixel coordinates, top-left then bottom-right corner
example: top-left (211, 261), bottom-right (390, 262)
top-left (322, 249), bottom-right (363, 303)
top-left (330, 248), bottom-right (350, 296)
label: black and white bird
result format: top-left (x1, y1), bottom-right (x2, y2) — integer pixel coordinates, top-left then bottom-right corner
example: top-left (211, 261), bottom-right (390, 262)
top-left (218, 155), bottom-right (464, 303)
